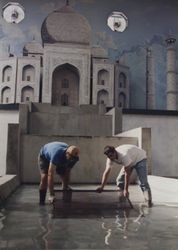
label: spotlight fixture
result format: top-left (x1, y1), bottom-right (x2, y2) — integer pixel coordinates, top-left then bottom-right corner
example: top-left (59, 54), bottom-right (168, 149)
top-left (2, 2), bottom-right (25, 24)
top-left (107, 12), bottom-right (128, 32)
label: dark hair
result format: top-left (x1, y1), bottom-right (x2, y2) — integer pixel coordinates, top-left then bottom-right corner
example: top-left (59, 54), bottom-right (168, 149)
top-left (104, 145), bottom-right (115, 155)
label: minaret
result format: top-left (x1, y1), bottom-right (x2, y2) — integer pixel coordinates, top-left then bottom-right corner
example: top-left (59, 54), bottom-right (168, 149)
top-left (146, 47), bottom-right (155, 109)
top-left (166, 37), bottom-right (177, 110)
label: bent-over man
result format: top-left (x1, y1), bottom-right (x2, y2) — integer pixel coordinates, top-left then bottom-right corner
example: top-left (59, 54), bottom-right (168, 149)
top-left (96, 144), bottom-right (152, 207)
top-left (38, 141), bottom-right (79, 205)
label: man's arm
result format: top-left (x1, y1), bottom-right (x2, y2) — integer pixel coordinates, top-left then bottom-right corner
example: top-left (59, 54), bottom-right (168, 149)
top-left (61, 168), bottom-right (71, 190)
top-left (96, 166), bottom-right (111, 192)
top-left (48, 163), bottom-right (56, 196)
top-left (123, 166), bottom-right (132, 197)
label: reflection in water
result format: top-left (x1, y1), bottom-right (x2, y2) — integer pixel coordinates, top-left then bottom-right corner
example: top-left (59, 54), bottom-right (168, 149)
top-left (0, 209), bottom-right (6, 231)
top-left (101, 204), bottom-right (149, 246)
top-left (38, 207), bottom-right (53, 250)
top-left (101, 221), bottom-right (112, 245)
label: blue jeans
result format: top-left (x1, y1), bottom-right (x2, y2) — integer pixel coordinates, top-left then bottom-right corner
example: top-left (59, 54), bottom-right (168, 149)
top-left (116, 159), bottom-right (151, 193)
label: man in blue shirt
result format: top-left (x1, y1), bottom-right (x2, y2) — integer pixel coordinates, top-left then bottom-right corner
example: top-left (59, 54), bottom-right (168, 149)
top-left (38, 142), bottom-right (79, 205)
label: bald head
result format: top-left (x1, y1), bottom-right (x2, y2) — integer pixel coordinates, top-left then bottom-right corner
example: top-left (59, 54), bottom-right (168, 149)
top-left (66, 145), bottom-right (80, 159)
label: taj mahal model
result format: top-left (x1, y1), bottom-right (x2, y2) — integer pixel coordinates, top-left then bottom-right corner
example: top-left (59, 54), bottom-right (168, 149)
top-left (0, 3), bottom-right (129, 109)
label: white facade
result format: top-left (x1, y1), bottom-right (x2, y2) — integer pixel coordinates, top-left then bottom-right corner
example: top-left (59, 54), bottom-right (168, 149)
top-left (16, 57), bottom-right (41, 103)
top-left (0, 57), bottom-right (17, 104)
top-left (114, 62), bottom-right (130, 108)
top-left (0, 46), bottom-right (42, 105)
top-left (92, 58), bottom-right (114, 107)
top-left (42, 44), bottom-right (91, 105)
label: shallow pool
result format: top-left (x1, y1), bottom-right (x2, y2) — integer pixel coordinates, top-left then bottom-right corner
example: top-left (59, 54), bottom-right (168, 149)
top-left (0, 185), bottom-right (178, 249)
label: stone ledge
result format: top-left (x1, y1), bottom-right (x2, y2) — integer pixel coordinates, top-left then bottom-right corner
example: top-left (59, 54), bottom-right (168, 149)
top-left (0, 175), bottom-right (20, 203)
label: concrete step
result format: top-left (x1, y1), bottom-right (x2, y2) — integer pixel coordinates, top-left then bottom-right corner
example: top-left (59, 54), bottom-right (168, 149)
top-left (0, 175), bottom-right (20, 204)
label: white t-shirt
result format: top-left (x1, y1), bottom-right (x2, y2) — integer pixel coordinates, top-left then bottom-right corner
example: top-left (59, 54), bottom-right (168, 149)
top-left (106, 144), bottom-right (147, 169)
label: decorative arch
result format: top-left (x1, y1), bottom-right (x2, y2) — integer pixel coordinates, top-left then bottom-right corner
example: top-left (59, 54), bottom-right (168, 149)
top-left (52, 63), bottom-right (79, 106)
top-left (97, 89), bottom-right (109, 105)
top-left (119, 72), bottom-right (127, 88)
top-left (2, 65), bottom-right (12, 82)
top-left (97, 69), bottom-right (109, 85)
top-left (22, 65), bottom-right (35, 82)
top-left (1, 87), bottom-right (11, 103)
top-left (118, 92), bottom-right (126, 108)
top-left (21, 86), bottom-right (34, 102)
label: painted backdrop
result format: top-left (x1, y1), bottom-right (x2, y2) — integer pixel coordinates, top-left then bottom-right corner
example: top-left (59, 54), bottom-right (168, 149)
top-left (0, 0), bottom-right (178, 109)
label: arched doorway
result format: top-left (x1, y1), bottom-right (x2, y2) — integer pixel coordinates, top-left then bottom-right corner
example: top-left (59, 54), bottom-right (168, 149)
top-left (118, 92), bottom-right (126, 108)
top-left (97, 69), bottom-right (109, 86)
top-left (52, 63), bottom-right (79, 106)
top-left (119, 72), bottom-right (127, 88)
top-left (2, 66), bottom-right (12, 82)
top-left (1, 87), bottom-right (11, 103)
top-left (22, 65), bottom-right (35, 82)
top-left (21, 86), bottom-right (34, 102)
top-left (97, 89), bottom-right (109, 106)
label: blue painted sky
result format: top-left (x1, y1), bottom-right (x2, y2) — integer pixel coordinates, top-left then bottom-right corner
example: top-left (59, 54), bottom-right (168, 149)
top-left (0, 0), bottom-right (178, 109)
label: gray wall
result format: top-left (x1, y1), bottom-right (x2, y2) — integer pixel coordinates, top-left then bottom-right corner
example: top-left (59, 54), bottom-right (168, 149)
top-left (29, 113), bottom-right (112, 136)
top-left (0, 110), bottom-right (19, 175)
top-left (123, 113), bottom-right (178, 177)
top-left (19, 103), bottom-right (120, 136)
top-left (6, 124), bottom-right (19, 175)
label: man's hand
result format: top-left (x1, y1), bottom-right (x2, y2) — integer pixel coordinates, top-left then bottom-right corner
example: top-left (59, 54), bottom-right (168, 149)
top-left (96, 186), bottom-right (103, 193)
top-left (48, 195), bottom-right (55, 204)
top-left (123, 189), bottom-right (129, 198)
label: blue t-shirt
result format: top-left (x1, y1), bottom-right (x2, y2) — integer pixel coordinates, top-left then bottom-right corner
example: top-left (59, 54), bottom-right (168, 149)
top-left (40, 142), bottom-right (68, 166)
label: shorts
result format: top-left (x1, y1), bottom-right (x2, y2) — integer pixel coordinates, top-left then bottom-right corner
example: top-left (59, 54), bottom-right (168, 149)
top-left (38, 154), bottom-right (67, 176)
top-left (38, 154), bottom-right (49, 174)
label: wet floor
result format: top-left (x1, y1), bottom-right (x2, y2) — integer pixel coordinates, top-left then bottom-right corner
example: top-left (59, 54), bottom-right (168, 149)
top-left (0, 185), bottom-right (178, 250)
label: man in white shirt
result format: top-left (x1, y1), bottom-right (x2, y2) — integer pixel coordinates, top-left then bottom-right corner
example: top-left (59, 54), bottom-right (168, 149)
top-left (96, 144), bottom-right (152, 207)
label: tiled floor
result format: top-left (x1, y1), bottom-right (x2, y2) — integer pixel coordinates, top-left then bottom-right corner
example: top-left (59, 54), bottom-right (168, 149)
top-left (0, 176), bottom-right (178, 249)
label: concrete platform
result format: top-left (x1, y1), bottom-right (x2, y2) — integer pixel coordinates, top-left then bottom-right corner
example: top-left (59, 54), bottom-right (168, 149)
top-left (0, 176), bottom-right (178, 250)
top-left (148, 175), bottom-right (178, 205)
top-left (0, 175), bottom-right (20, 204)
